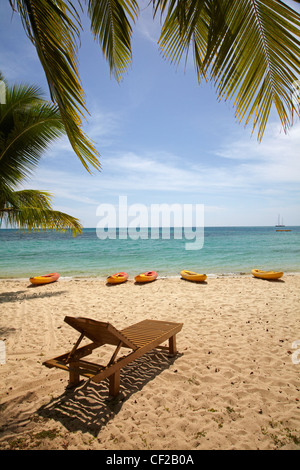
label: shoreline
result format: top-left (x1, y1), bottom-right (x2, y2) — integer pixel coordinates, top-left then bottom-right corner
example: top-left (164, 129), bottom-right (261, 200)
top-left (1, 270), bottom-right (300, 282)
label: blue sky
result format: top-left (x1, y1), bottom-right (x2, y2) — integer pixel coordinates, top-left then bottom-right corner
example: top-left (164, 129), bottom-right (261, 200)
top-left (1, 0), bottom-right (300, 227)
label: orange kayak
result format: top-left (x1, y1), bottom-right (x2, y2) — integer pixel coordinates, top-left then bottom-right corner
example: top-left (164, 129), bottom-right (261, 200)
top-left (30, 272), bottom-right (60, 285)
top-left (107, 272), bottom-right (128, 284)
top-left (135, 271), bottom-right (158, 283)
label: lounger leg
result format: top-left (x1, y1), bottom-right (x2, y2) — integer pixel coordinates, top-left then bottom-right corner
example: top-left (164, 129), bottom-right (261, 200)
top-left (68, 362), bottom-right (80, 387)
top-left (109, 370), bottom-right (120, 396)
top-left (169, 335), bottom-right (177, 355)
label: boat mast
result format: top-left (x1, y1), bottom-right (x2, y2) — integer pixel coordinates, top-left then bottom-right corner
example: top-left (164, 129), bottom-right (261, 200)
top-left (275, 214), bottom-right (285, 227)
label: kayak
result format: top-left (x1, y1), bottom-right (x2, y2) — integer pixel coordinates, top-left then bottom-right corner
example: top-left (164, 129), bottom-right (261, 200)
top-left (30, 272), bottom-right (60, 285)
top-left (107, 272), bottom-right (128, 284)
top-left (135, 271), bottom-right (158, 283)
top-left (180, 270), bottom-right (207, 282)
top-left (251, 269), bottom-right (283, 280)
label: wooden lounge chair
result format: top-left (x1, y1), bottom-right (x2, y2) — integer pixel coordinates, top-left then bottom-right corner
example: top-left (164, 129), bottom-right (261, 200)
top-left (43, 316), bottom-right (183, 396)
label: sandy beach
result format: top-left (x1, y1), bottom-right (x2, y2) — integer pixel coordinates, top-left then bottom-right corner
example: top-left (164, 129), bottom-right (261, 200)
top-left (0, 275), bottom-right (299, 450)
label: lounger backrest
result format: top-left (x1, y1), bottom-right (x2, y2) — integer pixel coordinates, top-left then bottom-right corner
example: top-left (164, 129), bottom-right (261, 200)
top-left (64, 316), bottom-right (138, 350)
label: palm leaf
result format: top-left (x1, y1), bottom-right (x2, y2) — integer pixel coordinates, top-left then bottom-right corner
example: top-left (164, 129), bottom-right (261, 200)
top-left (0, 189), bottom-right (82, 236)
top-left (156, 0), bottom-right (210, 77)
top-left (0, 189), bottom-right (53, 210)
top-left (86, 0), bottom-right (139, 81)
top-left (9, 0), bottom-right (100, 173)
top-left (0, 77), bottom-right (82, 236)
top-left (0, 82), bottom-right (65, 188)
top-left (154, 0), bottom-right (300, 139)
top-left (210, 0), bottom-right (300, 139)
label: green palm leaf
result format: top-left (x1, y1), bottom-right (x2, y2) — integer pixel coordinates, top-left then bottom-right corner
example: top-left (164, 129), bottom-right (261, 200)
top-left (0, 189), bottom-right (82, 235)
top-left (0, 77), bottom-right (82, 236)
top-left (86, 0), bottom-right (139, 81)
top-left (0, 81), bottom-right (65, 188)
top-left (9, 0), bottom-right (100, 173)
top-left (154, 0), bottom-right (300, 139)
top-left (209, 0), bottom-right (300, 139)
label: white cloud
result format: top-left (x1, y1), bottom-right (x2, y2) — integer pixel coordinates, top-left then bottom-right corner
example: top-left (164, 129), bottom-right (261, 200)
top-left (31, 119), bottom-right (300, 207)
top-left (134, 1), bottom-right (162, 44)
top-left (86, 108), bottom-right (121, 145)
top-left (100, 128), bottom-right (300, 193)
top-left (216, 121), bottom-right (300, 162)
top-left (214, 121), bottom-right (300, 187)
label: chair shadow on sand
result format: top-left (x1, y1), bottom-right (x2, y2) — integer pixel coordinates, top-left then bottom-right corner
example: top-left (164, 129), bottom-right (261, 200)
top-left (37, 350), bottom-right (183, 437)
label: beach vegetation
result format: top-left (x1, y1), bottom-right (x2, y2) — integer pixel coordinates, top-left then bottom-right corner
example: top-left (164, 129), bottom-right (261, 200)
top-left (33, 428), bottom-right (61, 441)
top-left (8, 436), bottom-right (30, 450)
top-left (187, 374), bottom-right (199, 385)
top-left (0, 75), bottom-right (82, 236)
top-left (226, 406), bottom-right (235, 414)
top-left (285, 428), bottom-right (300, 446)
top-left (8, 427), bottom-right (62, 449)
top-left (195, 430), bottom-right (207, 440)
top-left (261, 422), bottom-right (300, 449)
top-left (7, 0), bottom-right (300, 172)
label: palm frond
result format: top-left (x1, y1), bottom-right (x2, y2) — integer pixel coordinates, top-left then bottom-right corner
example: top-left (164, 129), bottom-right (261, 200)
top-left (156, 0), bottom-right (209, 76)
top-left (0, 83), bottom-right (65, 188)
top-left (154, 0), bottom-right (300, 139)
top-left (86, 0), bottom-right (139, 81)
top-left (3, 189), bottom-right (53, 210)
top-left (0, 78), bottom-right (44, 128)
top-left (9, 0), bottom-right (100, 173)
top-left (0, 188), bottom-right (82, 236)
top-left (0, 78), bottom-right (82, 237)
top-left (210, 0), bottom-right (300, 139)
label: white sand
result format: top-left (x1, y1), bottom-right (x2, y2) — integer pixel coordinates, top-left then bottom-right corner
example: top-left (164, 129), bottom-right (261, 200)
top-left (0, 275), bottom-right (299, 450)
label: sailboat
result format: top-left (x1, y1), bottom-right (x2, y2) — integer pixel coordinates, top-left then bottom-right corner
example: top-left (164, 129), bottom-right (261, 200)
top-left (275, 215), bottom-right (285, 227)
top-left (275, 215), bottom-right (291, 231)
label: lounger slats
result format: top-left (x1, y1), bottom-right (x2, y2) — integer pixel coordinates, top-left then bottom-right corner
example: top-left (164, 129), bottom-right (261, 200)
top-left (121, 320), bottom-right (181, 348)
top-left (64, 316), bottom-right (137, 350)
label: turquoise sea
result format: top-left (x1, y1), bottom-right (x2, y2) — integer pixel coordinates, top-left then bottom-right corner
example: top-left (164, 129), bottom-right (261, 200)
top-left (0, 226), bottom-right (299, 279)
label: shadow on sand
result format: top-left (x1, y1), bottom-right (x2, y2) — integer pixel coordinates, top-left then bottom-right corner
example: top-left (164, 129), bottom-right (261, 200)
top-left (0, 287), bottom-right (66, 305)
top-left (179, 278), bottom-right (208, 285)
top-left (252, 277), bottom-right (285, 283)
top-left (37, 350), bottom-right (183, 437)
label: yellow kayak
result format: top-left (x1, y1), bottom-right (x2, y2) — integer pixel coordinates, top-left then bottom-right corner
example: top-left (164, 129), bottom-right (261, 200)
top-left (135, 271), bottom-right (158, 283)
top-left (30, 272), bottom-right (60, 285)
top-left (251, 269), bottom-right (283, 280)
top-left (107, 272), bottom-right (128, 284)
top-left (180, 270), bottom-right (207, 282)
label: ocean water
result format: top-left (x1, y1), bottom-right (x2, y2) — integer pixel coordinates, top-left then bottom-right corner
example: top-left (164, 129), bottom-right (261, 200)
top-left (0, 226), bottom-right (299, 279)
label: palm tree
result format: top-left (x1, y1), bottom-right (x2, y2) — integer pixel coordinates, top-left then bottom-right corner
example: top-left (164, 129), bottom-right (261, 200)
top-left (8, 0), bottom-right (300, 170)
top-left (0, 75), bottom-right (83, 236)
